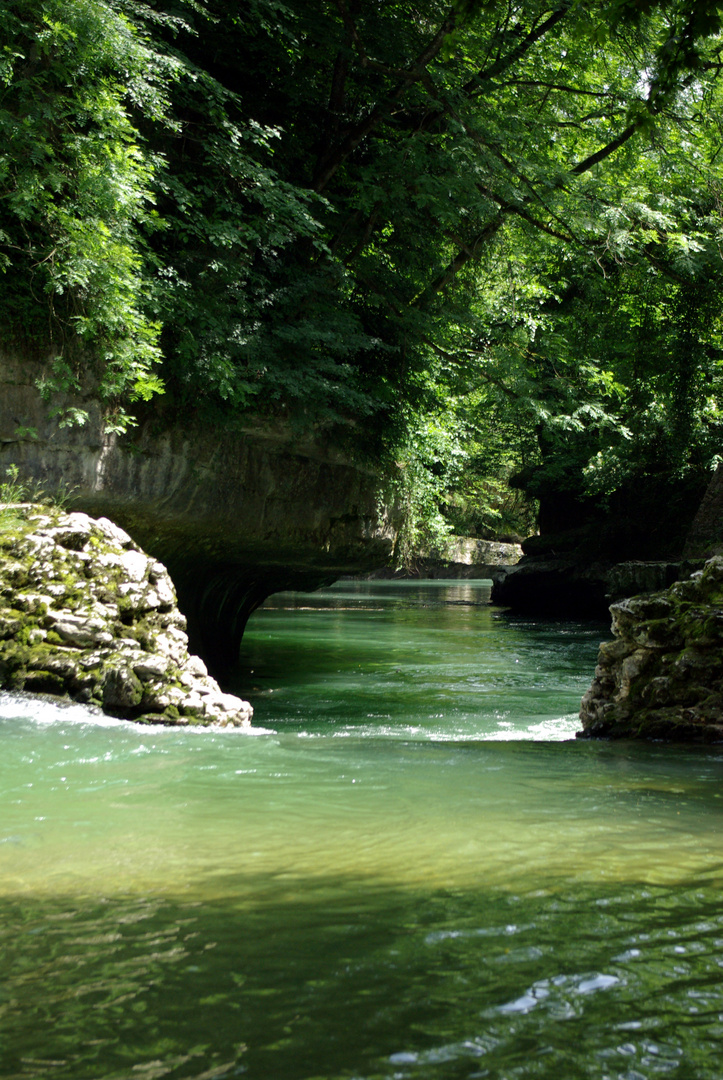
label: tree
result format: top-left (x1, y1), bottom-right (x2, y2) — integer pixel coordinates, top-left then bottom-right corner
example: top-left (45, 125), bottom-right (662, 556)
top-left (464, 67), bottom-right (723, 555)
top-left (0, 0), bottom-right (171, 430)
top-left (2, 0), bottom-right (723, 552)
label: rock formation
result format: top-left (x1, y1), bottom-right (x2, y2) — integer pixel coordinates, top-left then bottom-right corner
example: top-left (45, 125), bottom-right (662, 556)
top-left (492, 469), bottom-right (720, 618)
top-left (363, 536), bottom-right (522, 581)
top-left (684, 464), bottom-right (723, 558)
top-left (579, 557), bottom-right (723, 741)
top-left (0, 352), bottom-right (400, 671)
top-left (492, 555), bottom-right (698, 618)
top-left (0, 505), bottom-right (253, 727)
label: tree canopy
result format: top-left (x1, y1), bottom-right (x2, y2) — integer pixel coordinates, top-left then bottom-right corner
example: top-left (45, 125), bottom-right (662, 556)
top-left (2, 0), bottom-right (723, 555)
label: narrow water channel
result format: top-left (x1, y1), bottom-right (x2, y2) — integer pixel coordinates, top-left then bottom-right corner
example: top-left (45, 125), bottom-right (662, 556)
top-left (1, 580), bottom-right (723, 1079)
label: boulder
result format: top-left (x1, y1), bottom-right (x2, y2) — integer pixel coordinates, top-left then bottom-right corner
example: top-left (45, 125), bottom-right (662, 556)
top-left (0, 505), bottom-right (253, 728)
top-left (578, 558), bottom-right (723, 741)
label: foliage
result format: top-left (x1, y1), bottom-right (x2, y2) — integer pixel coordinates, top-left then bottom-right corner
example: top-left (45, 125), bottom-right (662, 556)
top-left (0, 464), bottom-right (31, 505)
top-left (480, 118), bottom-right (723, 553)
top-left (0, 0), bottom-right (176, 429)
top-left (0, 464), bottom-right (77, 530)
top-left (2, 0), bottom-right (723, 547)
top-left (0, 464), bottom-right (42, 529)
top-left (386, 409), bottom-right (466, 565)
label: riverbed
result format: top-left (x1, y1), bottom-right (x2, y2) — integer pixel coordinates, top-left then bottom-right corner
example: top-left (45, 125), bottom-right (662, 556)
top-left (1, 580), bottom-right (723, 1078)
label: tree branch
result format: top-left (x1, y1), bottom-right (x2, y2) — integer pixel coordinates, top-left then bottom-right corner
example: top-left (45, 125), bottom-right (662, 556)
top-left (640, 246), bottom-right (690, 284)
top-left (334, 0), bottom-right (366, 64)
top-left (416, 106), bottom-right (647, 302)
top-left (506, 79), bottom-right (626, 100)
top-left (416, 214), bottom-right (505, 302)
top-left (504, 203), bottom-right (575, 242)
top-left (312, 7), bottom-right (458, 193)
top-left (466, 5), bottom-right (571, 92)
top-left (570, 121), bottom-right (640, 175)
top-left (426, 339), bottom-right (521, 400)
top-left (324, 2), bottom-right (358, 152)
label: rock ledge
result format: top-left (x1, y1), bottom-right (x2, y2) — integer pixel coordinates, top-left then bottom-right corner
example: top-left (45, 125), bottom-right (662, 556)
top-left (0, 505), bottom-right (253, 728)
top-left (579, 557), bottom-right (723, 741)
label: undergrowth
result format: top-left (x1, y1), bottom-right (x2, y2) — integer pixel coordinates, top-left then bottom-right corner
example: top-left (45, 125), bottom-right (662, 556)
top-left (0, 465), bottom-right (77, 529)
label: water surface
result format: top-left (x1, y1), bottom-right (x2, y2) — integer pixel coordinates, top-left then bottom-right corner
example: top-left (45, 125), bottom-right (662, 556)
top-left (1, 580), bottom-right (722, 1079)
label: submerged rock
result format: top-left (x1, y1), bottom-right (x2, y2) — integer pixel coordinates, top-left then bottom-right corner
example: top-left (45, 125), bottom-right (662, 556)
top-left (578, 557), bottom-right (723, 742)
top-left (0, 505), bottom-right (253, 728)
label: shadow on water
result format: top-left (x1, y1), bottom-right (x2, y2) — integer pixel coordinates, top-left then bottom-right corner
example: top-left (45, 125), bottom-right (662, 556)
top-left (4, 872), bottom-right (723, 1080)
top-left (3, 583), bottom-right (723, 1079)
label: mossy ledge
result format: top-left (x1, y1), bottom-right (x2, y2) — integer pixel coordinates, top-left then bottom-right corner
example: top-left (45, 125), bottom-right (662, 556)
top-left (0, 504), bottom-right (253, 728)
top-left (578, 557), bottom-right (723, 742)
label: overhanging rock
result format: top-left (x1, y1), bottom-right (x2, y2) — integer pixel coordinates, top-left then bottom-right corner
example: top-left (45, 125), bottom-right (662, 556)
top-left (0, 354), bottom-right (400, 673)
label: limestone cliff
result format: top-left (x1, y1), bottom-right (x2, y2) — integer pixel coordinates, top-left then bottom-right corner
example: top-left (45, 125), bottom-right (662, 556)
top-left (579, 557), bottom-right (723, 742)
top-left (0, 505), bottom-right (253, 727)
top-left (492, 556), bottom-right (699, 618)
top-left (0, 353), bottom-right (399, 671)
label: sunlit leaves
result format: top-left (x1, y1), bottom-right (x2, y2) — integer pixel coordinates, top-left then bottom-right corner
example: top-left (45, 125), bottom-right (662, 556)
top-left (0, 0), bottom-right (172, 430)
top-left (3, 0), bottom-right (723, 545)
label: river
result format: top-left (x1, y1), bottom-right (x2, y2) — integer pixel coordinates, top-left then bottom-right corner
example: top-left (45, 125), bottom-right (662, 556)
top-left (1, 579), bottom-right (723, 1079)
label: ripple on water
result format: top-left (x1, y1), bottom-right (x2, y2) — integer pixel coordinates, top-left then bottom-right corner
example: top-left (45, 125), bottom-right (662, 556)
top-left (1, 882), bottom-right (723, 1080)
top-left (1, 583), bottom-right (723, 1079)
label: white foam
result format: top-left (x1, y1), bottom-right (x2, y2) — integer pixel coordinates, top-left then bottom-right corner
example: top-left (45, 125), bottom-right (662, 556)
top-left (0, 691), bottom-right (272, 735)
top-left (481, 714), bottom-right (581, 742)
top-left (0, 690), bottom-right (119, 727)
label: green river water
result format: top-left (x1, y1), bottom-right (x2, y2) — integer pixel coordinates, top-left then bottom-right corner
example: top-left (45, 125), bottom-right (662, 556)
top-left (2, 579), bottom-right (723, 1080)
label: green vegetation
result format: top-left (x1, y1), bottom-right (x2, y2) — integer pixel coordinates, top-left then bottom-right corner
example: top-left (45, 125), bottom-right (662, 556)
top-left (0, 464), bottom-right (76, 530)
top-left (0, 464), bottom-right (44, 528)
top-left (2, 0), bottom-right (723, 554)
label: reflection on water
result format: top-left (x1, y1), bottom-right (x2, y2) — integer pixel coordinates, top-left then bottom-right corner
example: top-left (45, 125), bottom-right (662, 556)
top-left (1, 581), bottom-right (723, 1079)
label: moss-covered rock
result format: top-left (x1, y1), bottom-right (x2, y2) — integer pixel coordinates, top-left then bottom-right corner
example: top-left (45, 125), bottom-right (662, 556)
top-left (578, 557), bottom-right (723, 742)
top-left (0, 505), bottom-right (253, 728)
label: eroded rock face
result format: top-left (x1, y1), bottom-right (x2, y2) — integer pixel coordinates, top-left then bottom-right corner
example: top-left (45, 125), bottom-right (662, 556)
top-left (363, 537), bottom-right (522, 581)
top-left (0, 506), bottom-right (253, 728)
top-left (685, 463), bottom-right (723, 558)
top-left (578, 557), bottom-right (723, 742)
top-left (0, 352), bottom-right (400, 671)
